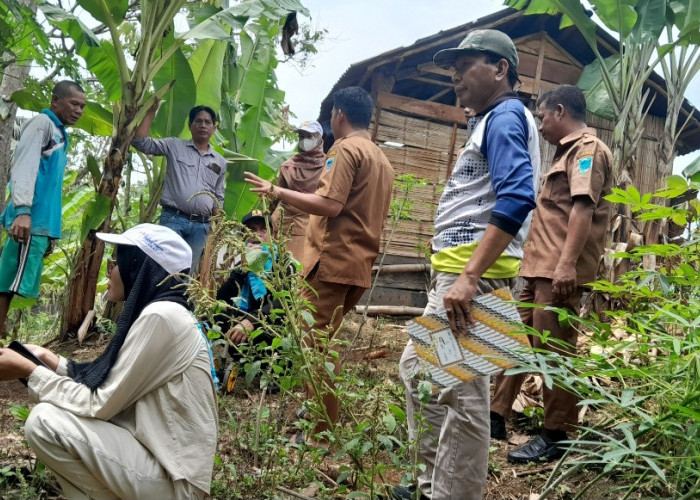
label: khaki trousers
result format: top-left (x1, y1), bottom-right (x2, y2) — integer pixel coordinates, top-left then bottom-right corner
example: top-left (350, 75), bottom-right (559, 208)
top-left (25, 403), bottom-right (203, 500)
top-left (399, 271), bottom-right (514, 500)
top-left (491, 278), bottom-right (583, 432)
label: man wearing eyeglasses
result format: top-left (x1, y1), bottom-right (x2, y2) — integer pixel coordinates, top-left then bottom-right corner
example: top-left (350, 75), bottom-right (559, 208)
top-left (132, 102), bottom-right (227, 273)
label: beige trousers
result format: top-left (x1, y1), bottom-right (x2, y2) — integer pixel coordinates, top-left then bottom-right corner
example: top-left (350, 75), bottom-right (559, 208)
top-left (399, 271), bottom-right (514, 500)
top-left (25, 402), bottom-right (203, 500)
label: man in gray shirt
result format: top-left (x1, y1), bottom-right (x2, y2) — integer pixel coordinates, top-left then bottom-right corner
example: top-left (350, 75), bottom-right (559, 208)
top-left (132, 102), bottom-right (227, 273)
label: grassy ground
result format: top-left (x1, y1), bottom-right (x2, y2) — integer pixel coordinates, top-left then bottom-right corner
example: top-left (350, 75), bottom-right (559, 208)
top-left (0, 312), bottom-right (622, 499)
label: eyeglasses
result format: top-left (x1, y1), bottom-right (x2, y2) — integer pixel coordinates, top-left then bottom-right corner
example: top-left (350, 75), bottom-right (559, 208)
top-left (193, 119), bottom-right (214, 127)
top-left (107, 258), bottom-right (116, 274)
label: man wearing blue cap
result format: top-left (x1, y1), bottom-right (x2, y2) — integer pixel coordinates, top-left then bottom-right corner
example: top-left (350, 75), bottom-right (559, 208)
top-left (397, 30), bottom-right (540, 499)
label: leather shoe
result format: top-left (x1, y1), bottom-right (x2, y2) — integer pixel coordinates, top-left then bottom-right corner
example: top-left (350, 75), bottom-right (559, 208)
top-left (490, 416), bottom-right (507, 440)
top-left (390, 484), bottom-right (429, 500)
top-left (507, 435), bottom-right (565, 464)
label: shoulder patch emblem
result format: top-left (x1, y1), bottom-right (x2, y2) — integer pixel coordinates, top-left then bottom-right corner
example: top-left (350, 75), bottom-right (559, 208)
top-left (325, 157), bottom-right (335, 170)
top-left (578, 156), bottom-right (593, 175)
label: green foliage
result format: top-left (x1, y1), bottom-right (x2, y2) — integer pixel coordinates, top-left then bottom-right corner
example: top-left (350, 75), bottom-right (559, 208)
top-left (186, 212), bottom-right (426, 499)
top-left (0, 1), bottom-right (49, 87)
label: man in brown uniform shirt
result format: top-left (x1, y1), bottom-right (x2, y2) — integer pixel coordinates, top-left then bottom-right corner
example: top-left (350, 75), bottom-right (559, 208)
top-left (245, 86), bottom-right (394, 444)
top-left (491, 85), bottom-right (613, 463)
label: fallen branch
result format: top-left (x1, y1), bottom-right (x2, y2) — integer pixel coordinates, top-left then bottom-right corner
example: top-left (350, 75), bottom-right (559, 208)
top-left (77, 310), bottom-right (96, 345)
top-left (364, 349), bottom-right (389, 360)
top-left (514, 464), bottom-right (556, 477)
top-left (275, 485), bottom-right (314, 500)
top-left (312, 467), bottom-right (338, 487)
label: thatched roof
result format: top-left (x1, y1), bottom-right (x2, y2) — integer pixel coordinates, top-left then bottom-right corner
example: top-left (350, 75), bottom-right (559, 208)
top-left (318, 7), bottom-right (700, 156)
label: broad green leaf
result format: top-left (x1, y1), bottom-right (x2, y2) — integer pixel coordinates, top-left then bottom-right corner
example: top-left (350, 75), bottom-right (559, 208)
top-left (301, 310), bottom-right (315, 327)
top-left (86, 154), bottom-right (102, 185)
top-left (578, 56), bottom-right (621, 121)
top-left (11, 88), bottom-right (44, 111)
top-left (182, 0), bottom-right (309, 41)
top-left (244, 360), bottom-right (261, 385)
top-left (10, 404), bottom-right (30, 422)
top-left (388, 403), bottom-right (407, 423)
top-left (223, 159), bottom-right (274, 220)
top-left (417, 379), bottom-right (433, 404)
top-left (152, 30), bottom-right (196, 139)
top-left (189, 39), bottom-right (228, 112)
top-left (506, 0), bottom-right (598, 47)
top-left (41, 3), bottom-right (123, 101)
top-left (324, 361), bottom-right (336, 380)
top-left (74, 102), bottom-right (114, 136)
top-left (590, 0), bottom-right (637, 38)
top-left (11, 90), bottom-right (113, 137)
top-left (63, 185), bottom-right (95, 221)
top-left (39, 3), bottom-right (100, 47)
top-left (682, 155), bottom-right (700, 178)
top-left (75, 0), bottom-right (128, 25)
top-left (632, 0), bottom-right (667, 42)
top-left (672, 0), bottom-right (700, 40)
top-left (383, 413), bottom-right (397, 433)
top-left (80, 193), bottom-right (112, 242)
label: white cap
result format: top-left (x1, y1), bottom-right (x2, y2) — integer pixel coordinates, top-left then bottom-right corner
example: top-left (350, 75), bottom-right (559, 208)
top-left (294, 120), bottom-right (323, 136)
top-left (96, 223), bottom-right (192, 274)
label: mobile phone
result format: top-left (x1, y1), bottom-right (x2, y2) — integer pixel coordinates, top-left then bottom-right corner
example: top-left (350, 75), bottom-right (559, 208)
top-left (8, 341), bottom-right (48, 386)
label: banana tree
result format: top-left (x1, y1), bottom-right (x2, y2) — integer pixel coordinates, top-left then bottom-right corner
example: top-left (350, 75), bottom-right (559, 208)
top-left (506, 0), bottom-right (667, 187)
top-left (656, 0), bottom-right (700, 178)
top-left (21, 0), bottom-right (307, 336)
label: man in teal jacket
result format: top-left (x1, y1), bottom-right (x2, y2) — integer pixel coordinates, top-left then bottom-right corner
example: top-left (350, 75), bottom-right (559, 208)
top-left (0, 80), bottom-right (86, 336)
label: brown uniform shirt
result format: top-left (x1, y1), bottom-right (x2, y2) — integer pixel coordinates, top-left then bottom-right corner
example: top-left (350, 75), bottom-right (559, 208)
top-left (302, 130), bottom-right (395, 288)
top-left (520, 127), bottom-right (612, 285)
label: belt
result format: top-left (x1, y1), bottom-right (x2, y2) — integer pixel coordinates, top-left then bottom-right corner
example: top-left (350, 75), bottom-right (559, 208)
top-left (162, 205), bottom-right (210, 223)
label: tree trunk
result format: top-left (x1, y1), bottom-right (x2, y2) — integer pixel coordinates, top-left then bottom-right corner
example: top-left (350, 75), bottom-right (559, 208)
top-left (0, 0), bottom-right (37, 213)
top-left (60, 129), bottom-right (132, 337)
top-left (0, 69), bottom-right (32, 214)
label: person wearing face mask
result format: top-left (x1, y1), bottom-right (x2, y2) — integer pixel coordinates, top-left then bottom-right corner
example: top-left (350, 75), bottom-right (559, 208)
top-left (0, 224), bottom-right (218, 499)
top-left (271, 120), bottom-right (326, 260)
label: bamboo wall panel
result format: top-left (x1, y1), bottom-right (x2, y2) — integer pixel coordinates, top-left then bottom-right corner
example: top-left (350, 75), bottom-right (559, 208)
top-left (372, 109), bottom-right (468, 257)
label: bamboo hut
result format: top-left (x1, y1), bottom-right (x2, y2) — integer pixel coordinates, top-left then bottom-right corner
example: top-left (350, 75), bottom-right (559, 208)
top-left (317, 7), bottom-right (700, 310)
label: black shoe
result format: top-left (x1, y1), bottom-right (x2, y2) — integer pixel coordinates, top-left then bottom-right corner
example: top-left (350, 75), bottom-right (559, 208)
top-left (490, 416), bottom-right (507, 440)
top-left (389, 485), bottom-right (429, 500)
top-left (507, 435), bottom-right (565, 464)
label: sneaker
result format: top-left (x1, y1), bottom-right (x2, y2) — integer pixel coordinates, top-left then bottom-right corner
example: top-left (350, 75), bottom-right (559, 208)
top-left (507, 434), bottom-right (565, 464)
top-left (490, 415), bottom-right (507, 440)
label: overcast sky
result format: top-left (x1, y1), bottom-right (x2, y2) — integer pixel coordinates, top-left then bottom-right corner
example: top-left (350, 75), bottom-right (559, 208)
top-left (275, 0), bottom-right (700, 172)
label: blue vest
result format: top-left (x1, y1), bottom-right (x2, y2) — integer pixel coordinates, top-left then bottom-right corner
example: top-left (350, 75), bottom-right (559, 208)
top-left (2, 109), bottom-right (68, 238)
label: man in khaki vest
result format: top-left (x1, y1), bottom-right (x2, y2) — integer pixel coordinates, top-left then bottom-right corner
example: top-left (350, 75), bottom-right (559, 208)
top-left (491, 84), bottom-right (613, 463)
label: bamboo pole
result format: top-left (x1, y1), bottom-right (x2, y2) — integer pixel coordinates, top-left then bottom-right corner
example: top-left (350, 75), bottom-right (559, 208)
top-left (372, 263), bottom-right (429, 273)
top-left (354, 305), bottom-right (425, 316)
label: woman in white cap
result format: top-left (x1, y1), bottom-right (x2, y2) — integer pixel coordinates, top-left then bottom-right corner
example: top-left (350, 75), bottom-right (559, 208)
top-left (271, 120), bottom-right (326, 260)
top-left (0, 223), bottom-right (218, 499)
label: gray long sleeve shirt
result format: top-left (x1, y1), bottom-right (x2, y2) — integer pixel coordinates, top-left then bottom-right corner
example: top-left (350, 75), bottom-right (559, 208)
top-left (131, 137), bottom-right (226, 216)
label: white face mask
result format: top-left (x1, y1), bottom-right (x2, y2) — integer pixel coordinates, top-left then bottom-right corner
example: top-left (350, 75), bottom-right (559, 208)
top-left (298, 136), bottom-right (321, 152)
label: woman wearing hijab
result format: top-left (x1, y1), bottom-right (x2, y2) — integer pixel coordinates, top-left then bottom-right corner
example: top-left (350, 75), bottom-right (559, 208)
top-left (0, 224), bottom-right (218, 499)
top-left (271, 120), bottom-right (326, 260)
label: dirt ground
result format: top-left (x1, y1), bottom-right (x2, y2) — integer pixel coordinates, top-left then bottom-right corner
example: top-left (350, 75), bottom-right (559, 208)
top-left (0, 313), bottom-right (619, 499)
